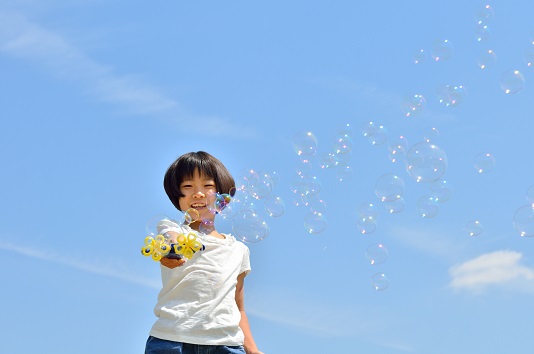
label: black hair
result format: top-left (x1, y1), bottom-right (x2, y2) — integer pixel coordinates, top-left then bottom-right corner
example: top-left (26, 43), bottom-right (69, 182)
top-left (163, 151), bottom-right (236, 211)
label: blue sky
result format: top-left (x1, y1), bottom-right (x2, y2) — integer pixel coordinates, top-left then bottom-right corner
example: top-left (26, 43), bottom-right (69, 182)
top-left (1, 1), bottom-right (533, 353)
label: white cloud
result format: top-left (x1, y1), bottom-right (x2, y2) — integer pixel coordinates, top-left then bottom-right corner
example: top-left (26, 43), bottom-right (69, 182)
top-left (449, 250), bottom-right (534, 294)
top-left (0, 241), bottom-right (161, 289)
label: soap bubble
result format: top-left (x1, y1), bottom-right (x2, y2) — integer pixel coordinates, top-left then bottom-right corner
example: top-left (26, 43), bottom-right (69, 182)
top-left (232, 208), bottom-right (269, 243)
top-left (146, 214), bottom-right (176, 237)
top-left (477, 49), bottom-right (497, 70)
top-left (474, 24), bottom-right (491, 42)
top-left (465, 220), bottom-right (483, 236)
top-left (412, 49), bottom-right (427, 64)
top-left (437, 84), bottom-right (467, 107)
top-left (431, 39), bottom-right (454, 62)
top-left (501, 70), bottom-right (525, 94)
top-left (247, 170), bottom-right (274, 199)
top-left (429, 180), bottom-right (453, 203)
top-left (357, 202), bottom-right (379, 219)
top-left (365, 243), bottom-right (388, 265)
top-left (357, 216), bottom-right (377, 234)
top-left (336, 164), bottom-right (353, 182)
top-left (525, 42), bottom-right (534, 67)
top-left (304, 212), bottom-right (327, 234)
top-left (402, 94), bottom-right (426, 117)
top-left (474, 153), bottom-right (496, 173)
top-left (292, 131), bottom-right (318, 156)
top-left (406, 142), bottom-right (448, 182)
top-left (475, 4), bottom-right (495, 24)
top-left (371, 272), bottom-right (390, 291)
top-left (423, 127), bottom-right (440, 143)
top-left (388, 135), bottom-right (409, 163)
top-left (263, 195), bottom-right (285, 217)
top-left (320, 152), bottom-right (339, 169)
top-left (183, 208), bottom-right (200, 225)
top-left (417, 196), bottom-right (439, 218)
top-left (362, 121), bottom-right (388, 146)
top-left (375, 173), bottom-right (405, 202)
top-left (513, 205), bottom-right (534, 237)
top-left (384, 197), bottom-right (405, 214)
top-left (333, 133), bottom-right (353, 154)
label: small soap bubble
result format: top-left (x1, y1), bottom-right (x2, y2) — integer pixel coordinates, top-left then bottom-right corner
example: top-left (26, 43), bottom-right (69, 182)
top-left (375, 173), bottom-right (405, 202)
top-left (405, 142), bottom-right (448, 182)
top-left (307, 195), bottom-right (327, 215)
top-left (437, 84), bottom-right (467, 107)
top-left (263, 195), bottom-right (285, 217)
top-left (182, 208), bottom-right (200, 225)
top-left (477, 49), bottom-right (497, 69)
top-left (513, 205), bottom-right (534, 237)
top-left (247, 170), bottom-right (274, 199)
top-left (413, 49), bottom-right (427, 64)
top-left (525, 42), bottom-right (534, 68)
top-left (362, 121), bottom-right (388, 146)
top-left (371, 272), bottom-right (390, 291)
top-left (384, 197), bottom-right (405, 214)
top-left (474, 24), bottom-right (491, 42)
top-left (337, 123), bottom-right (355, 137)
top-left (319, 152), bottom-right (339, 169)
top-left (423, 127), bottom-right (440, 143)
top-left (388, 135), bottom-right (409, 163)
top-left (500, 70), bottom-right (525, 94)
top-left (336, 164), bottom-right (353, 182)
top-left (232, 208), bottom-right (269, 243)
top-left (146, 214), bottom-right (176, 237)
top-left (465, 220), bottom-right (483, 236)
top-left (358, 202), bottom-right (379, 219)
top-left (292, 131), bottom-right (318, 156)
top-left (474, 153), bottom-right (495, 173)
top-left (290, 173), bottom-right (322, 197)
top-left (304, 212), bottom-right (327, 234)
top-left (357, 216), bottom-right (377, 234)
top-left (199, 219), bottom-right (215, 234)
top-left (431, 39), bottom-right (454, 62)
top-left (365, 243), bottom-right (388, 265)
top-left (333, 133), bottom-right (353, 154)
top-left (402, 94), bottom-right (426, 117)
top-left (475, 4), bottom-right (495, 24)
top-left (417, 196), bottom-right (439, 218)
top-left (429, 180), bottom-right (452, 203)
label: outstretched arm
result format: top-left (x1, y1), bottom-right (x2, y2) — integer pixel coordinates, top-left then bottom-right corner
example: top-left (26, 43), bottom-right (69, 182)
top-left (236, 272), bottom-right (264, 354)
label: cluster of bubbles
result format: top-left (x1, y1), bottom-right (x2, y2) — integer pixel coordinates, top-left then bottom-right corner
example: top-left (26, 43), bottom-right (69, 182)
top-left (410, 3), bottom-right (530, 101)
top-left (290, 130), bottom-right (328, 234)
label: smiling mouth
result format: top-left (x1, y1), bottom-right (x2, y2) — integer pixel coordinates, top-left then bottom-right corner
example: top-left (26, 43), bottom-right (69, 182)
top-left (191, 203), bottom-right (206, 209)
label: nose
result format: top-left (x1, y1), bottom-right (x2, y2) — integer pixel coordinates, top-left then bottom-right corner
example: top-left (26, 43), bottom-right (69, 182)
top-left (192, 190), bottom-right (205, 198)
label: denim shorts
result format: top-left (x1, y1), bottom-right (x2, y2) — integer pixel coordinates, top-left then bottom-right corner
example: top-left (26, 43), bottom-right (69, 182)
top-left (145, 336), bottom-right (246, 354)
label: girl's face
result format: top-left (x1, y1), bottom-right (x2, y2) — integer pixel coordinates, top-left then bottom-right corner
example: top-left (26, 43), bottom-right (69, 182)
top-left (179, 169), bottom-right (217, 222)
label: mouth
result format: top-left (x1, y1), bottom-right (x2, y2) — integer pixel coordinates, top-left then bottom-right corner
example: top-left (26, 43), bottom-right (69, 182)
top-left (191, 203), bottom-right (206, 210)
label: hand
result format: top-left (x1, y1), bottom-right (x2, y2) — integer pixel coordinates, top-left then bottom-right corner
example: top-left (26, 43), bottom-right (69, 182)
top-left (160, 256), bottom-right (186, 268)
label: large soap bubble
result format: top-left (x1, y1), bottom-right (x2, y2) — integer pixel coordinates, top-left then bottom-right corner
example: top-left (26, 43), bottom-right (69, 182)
top-left (405, 142), bottom-right (448, 182)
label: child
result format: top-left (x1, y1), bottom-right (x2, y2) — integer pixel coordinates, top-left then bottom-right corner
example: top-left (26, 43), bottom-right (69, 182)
top-left (144, 151), bottom-right (264, 354)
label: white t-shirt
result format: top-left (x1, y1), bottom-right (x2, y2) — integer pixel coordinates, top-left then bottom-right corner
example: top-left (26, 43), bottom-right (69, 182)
top-left (149, 224), bottom-right (251, 346)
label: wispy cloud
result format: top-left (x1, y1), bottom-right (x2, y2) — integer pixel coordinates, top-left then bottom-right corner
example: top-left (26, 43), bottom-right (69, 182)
top-left (449, 250), bottom-right (534, 294)
top-left (388, 224), bottom-right (469, 263)
top-left (0, 9), bottom-right (258, 138)
top-left (0, 241), bottom-right (161, 289)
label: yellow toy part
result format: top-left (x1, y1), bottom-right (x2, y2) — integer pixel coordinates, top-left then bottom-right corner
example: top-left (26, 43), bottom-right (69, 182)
top-left (141, 234), bottom-right (171, 261)
top-left (173, 232), bottom-right (204, 260)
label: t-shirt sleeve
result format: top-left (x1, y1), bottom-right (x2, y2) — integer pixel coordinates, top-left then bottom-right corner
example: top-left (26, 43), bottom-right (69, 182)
top-left (240, 243), bottom-right (251, 276)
